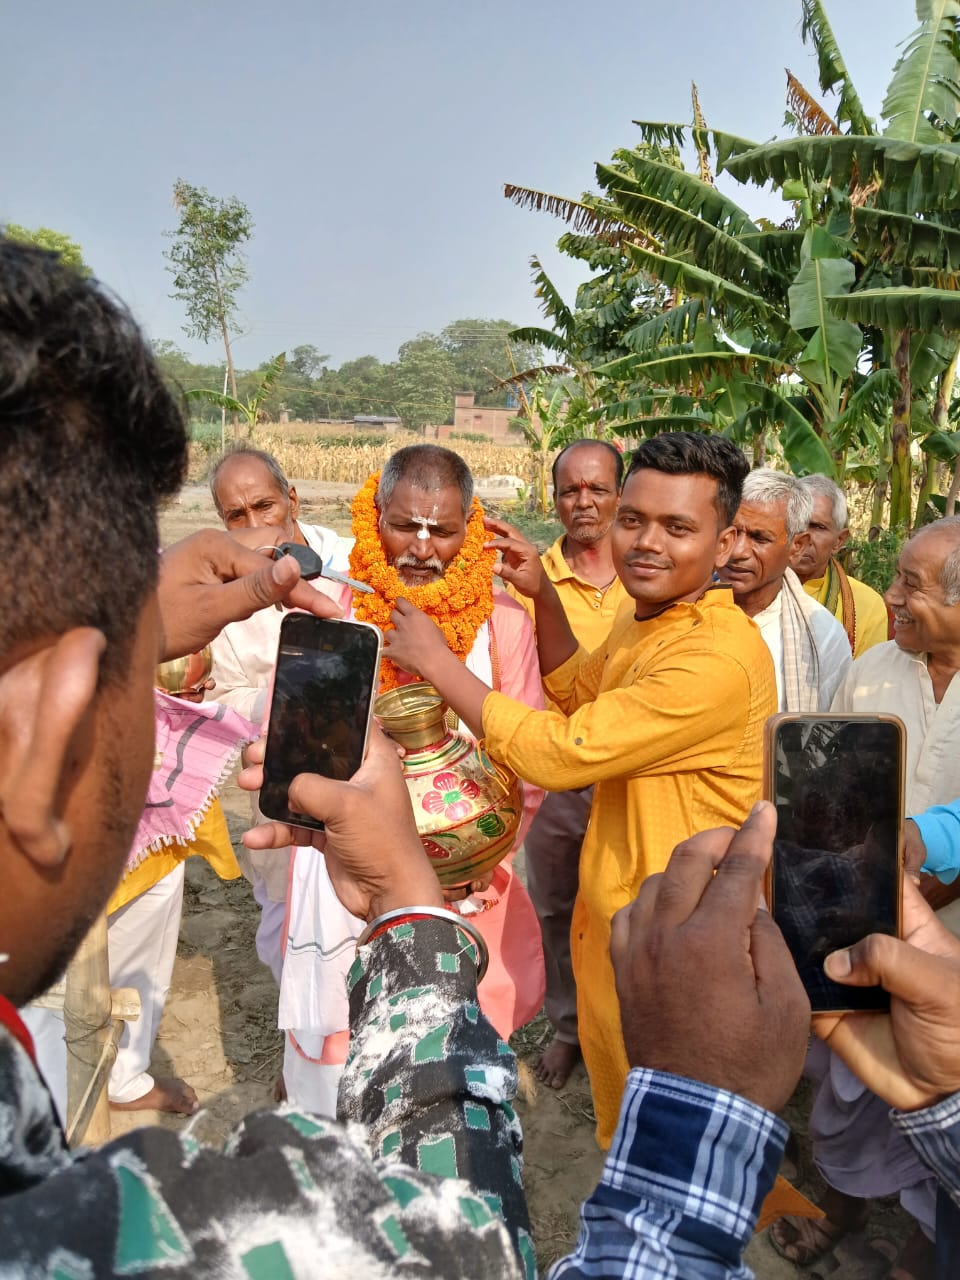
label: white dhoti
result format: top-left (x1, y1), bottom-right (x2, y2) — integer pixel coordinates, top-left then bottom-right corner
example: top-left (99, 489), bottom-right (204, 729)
top-left (107, 862), bottom-right (186, 1103)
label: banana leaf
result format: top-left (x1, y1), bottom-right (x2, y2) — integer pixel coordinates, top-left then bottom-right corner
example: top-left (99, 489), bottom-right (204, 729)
top-left (852, 207), bottom-right (960, 269)
top-left (631, 120), bottom-right (761, 169)
top-left (745, 381), bottom-right (838, 477)
top-left (602, 184), bottom-right (773, 289)
top-left (882, 0), bottom-right (960, 144)
top-left (826, 286), bottom-right (960, 331)
top-left (600, 157), bottom-right (759, 236)
top-left (788, 256), bottom-right (862, 382)
top-left (597, 346), bottom-right (789, 385)
top-left (800, 0), bottom-right (874, 133)
top-left (622, 299), bottom-right (707, 353)
top-left (624, 243), bottom-right (773, 323)
top-left (721, 136), bottom-right (960, 216)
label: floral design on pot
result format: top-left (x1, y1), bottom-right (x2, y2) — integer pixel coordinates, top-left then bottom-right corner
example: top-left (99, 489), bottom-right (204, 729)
top-left (422, 772), bottom-right (481, 821)
top-left (421, 838), bottom-right (452, 862)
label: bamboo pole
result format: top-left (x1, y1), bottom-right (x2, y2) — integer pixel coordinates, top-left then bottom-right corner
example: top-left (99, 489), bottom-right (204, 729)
top-left (63, 912), bottom-right (112, 1147)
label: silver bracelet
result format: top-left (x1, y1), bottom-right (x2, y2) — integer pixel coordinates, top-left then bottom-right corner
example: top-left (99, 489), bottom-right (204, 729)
top-left (356, 905), bottom-right (489, 983)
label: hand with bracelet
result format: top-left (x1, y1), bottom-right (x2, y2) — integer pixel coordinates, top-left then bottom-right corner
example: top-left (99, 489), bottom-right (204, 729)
top-left (239, 727), bottom-right (488, 973)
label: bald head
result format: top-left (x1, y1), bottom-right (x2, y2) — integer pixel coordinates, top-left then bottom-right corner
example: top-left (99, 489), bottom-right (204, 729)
top-left (210, 449), bottom-right (301, 540)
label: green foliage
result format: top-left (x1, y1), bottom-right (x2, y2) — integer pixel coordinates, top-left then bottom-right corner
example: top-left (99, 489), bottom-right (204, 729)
top-left (314, 432), bottom-right (396, 448)
top-left (164, 181), bottom-right (252, 347)
top-left (186, 352), bottom-right (286, 437)
top-left (449, 431), bottom-right (489, 443)
top-left (189, 421), bottom-right (224, 453)
top-left (3, 223), bottom-right (88, 274)
top-left (485, 503), bottom-right (561, 553)
top-left (505, 4), bottom-right (960, 531)
top-left (846, 531), bottom-right (902, 594)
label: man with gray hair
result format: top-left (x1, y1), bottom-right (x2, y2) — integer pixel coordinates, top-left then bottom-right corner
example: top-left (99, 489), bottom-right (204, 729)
top-left (718, 468), bottom-right (851, 710)
top-left (209, 446), bottom-right (355, 722)
top-left (791, 473), bottom-right (889, 658)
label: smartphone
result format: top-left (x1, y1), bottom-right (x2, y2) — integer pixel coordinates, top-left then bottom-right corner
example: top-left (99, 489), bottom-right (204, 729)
top-left (764, 713), bottom-right (905, 1013)
top-left (259, 615), bottom-right (383, 831)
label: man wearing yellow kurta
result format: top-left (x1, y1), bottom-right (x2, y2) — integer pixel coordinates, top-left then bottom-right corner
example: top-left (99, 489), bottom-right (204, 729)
top-left (793, 474), bottom-right (889, 658)
top-left (383, 433), bottom-right (777, 1146)
top-left (507, 440), bottom-right (630, 1090)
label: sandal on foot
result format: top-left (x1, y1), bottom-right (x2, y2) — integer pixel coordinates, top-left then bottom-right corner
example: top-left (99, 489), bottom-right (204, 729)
top-left (769, 1207), bottom-right (868, 1266)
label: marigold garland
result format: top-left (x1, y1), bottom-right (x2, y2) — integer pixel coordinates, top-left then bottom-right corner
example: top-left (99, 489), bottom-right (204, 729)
top-left (348, 471), bottom-right (496, 691)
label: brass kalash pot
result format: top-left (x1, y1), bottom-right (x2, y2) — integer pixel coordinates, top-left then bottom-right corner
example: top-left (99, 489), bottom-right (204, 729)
top-left (154, 646), bottom-right (213, 696)
top-left (374, 684), bottom-right (523, 889)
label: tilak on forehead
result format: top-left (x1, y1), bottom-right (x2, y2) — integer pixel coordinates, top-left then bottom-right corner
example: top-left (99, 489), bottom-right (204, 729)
top-left (411, 503), bottom-right (441, 539)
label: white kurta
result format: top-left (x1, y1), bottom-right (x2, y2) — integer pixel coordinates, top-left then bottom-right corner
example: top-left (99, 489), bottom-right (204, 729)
top-left (753, 584), bottom-right (851, 711)
top-left (209, 523), bottom-right (354, 724)
top-left (830, 639), bottom-right (960, 812)
top-left (209, 522), bottom-right (354, 919)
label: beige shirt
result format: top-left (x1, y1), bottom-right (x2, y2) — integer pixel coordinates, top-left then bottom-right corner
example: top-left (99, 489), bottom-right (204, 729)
top-left (830, 639), bottom-right (960, 812)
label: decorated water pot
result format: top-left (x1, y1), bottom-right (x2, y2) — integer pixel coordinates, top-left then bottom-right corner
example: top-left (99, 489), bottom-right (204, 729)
top-left (374, 683), bottom-right (524, 888)
top-left (155, 645), bottom-right (213, 697)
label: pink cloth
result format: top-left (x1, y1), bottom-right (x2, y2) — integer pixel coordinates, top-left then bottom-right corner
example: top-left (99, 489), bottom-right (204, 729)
top-left (129, 691), bottom-right (255, 873)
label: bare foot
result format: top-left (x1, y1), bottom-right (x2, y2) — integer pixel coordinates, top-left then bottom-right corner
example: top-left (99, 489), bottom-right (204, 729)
top-left (532, 1038), bottom-right (581, 1090)
top-left (110, 1076), bottom-right (199, 1115)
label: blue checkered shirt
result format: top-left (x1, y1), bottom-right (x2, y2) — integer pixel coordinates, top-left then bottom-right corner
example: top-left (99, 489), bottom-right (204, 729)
top-left (549, 1068), bottom-right (787, 1278)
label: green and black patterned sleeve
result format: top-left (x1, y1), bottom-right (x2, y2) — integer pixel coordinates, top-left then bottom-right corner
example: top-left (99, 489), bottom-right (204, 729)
top-left (0, 916), bottom-right (531, 1277)
top-left (340, 916), bottom-right (535, 1277)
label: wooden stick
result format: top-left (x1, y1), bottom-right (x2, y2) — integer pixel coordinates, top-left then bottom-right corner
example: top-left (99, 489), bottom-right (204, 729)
top-left (63, 912), bottom-right (112, 1147)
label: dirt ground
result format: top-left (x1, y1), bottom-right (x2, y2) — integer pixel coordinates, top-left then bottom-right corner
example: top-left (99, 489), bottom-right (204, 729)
top-left (110, 481), bottom-right (912, 1277)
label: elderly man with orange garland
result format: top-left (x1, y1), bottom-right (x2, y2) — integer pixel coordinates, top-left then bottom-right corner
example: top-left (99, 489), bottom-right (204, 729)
top-left (276, 444), bottom-right (546, 1115)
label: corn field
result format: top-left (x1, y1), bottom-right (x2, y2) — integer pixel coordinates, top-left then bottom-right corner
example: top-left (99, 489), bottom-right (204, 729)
top-left (187, 425), bottom-right (529, 487)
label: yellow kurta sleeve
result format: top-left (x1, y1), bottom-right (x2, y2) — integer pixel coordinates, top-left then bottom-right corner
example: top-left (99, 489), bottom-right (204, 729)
top-left (482, 645), bottom-right (753, 792)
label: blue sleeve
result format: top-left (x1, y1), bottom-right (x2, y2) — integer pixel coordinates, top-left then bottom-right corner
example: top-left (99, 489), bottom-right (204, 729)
top-left (548, 1069), bottom-right (787, 1279)
top-left (892, 1092), bottom-right (960, 1212)
top-left (911, 803), bottom-right (960, 884)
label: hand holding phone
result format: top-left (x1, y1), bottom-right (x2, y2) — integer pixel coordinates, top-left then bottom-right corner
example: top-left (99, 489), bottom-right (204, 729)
top-left (765, 713), bottom-right (905, 1014)
top-left (259, 615), bottom-right (382, 830)
top-left (241, 729), bottom-right (445, 922)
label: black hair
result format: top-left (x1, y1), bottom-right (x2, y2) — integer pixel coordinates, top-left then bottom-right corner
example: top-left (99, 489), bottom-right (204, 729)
top-left (0, 240), bottom-right (188, 678)
top-left (551, 439), bottom-right (624, 492)
top-left (377, 444), bottom-right (474, 513)
top-left (625, 432), bottom-right (749, 525)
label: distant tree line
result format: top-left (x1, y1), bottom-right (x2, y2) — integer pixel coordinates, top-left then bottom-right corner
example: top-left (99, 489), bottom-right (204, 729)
top-left (153, 320), bottom-right (542, 432)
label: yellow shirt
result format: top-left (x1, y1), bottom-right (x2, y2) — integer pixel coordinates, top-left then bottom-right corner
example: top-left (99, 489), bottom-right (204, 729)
top-left (482, 587), bottom-right (776, 1145)
top-left (803, 569), bottom-right (889, 658)
top-left (108, 798), bottom-right (240, 915)
top-left (509, 536), bottom-right (631, 654)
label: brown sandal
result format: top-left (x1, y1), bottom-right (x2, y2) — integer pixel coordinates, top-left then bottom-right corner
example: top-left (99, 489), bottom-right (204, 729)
top-left (769, 1206), bottom-right (868, 1266)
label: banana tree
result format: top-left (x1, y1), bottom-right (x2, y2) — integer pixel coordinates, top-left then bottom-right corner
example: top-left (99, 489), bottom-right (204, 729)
top-left (505, 1), bottom-right (960, 531)
top-left (509, 378), bottom-right (577, 514)
top-left (186, 352), bottom-right (286, 444)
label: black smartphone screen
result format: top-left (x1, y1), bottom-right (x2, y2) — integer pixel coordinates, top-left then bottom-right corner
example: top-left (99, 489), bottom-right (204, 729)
top-left (769, 716), bottom-right (902, 1012)
top-left (260, 615), bottom-right (382, 830)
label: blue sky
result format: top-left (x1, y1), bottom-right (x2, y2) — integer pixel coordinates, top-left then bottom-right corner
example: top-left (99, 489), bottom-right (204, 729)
top-left (6, 1), bottom-right (915, 368)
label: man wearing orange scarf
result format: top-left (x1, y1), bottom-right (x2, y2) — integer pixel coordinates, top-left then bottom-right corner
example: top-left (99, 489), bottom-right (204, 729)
top-left (278, 445), bottom-right (546, 1116)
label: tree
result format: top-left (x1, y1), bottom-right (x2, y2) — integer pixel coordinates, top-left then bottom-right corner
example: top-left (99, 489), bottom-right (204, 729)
top-left (287, 344), bottom-right (329, 381)
top-left (505, 3), bottom-right (960, 531)
top-left (3, 223), bottom-right (88, 274)
top-left (164, 180), bottom-right (253, 441)
top-left (390, 334), bottom-right (459, 431)
top-left (439, 318), bottom-right (540, 405)
top-left (186, 353), bottom-right (287, 436)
